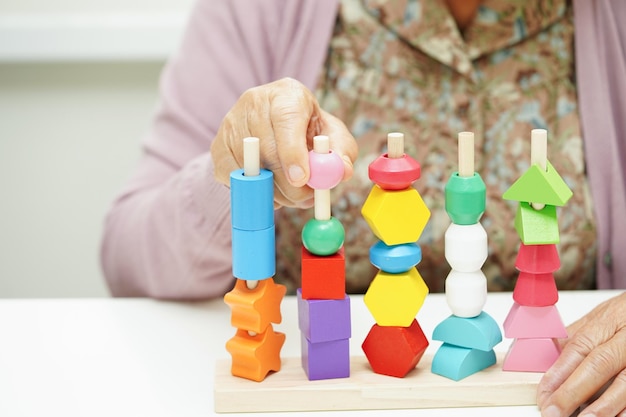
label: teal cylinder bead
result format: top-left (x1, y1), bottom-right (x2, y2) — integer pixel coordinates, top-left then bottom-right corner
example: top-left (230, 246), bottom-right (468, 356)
top-left (302, 217), bottom-right (345, 256)
top-left (445, 172), bottom-right (486, 225)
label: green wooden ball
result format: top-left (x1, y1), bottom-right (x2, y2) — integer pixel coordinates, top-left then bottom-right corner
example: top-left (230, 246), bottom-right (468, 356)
top-left (302, 217), bottom-right (345, 256)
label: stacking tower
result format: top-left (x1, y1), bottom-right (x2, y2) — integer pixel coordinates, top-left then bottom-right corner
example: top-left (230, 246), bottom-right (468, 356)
top-left (224, 137), bottom-right (286, 382)
top-left (361, 132), bottom-right (430, 378)
top-left (502, 129), bottom-right (572, 372)
top-left (431, 132), bottom-right (502, 380)
top-left (297, 135), bottom-right (351, 380)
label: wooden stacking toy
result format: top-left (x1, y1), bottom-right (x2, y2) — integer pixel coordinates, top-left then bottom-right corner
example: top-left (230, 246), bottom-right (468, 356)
top-left (361, 132), bottom-right (430, 378)
top-left (297, 135), bottom-right (351, 380)
top-left (502, 129), bottom-right (572, 372)
top-left (431, 132), bottom-right (502, 380)
top-left (223, 137), bottom-right (286, 382)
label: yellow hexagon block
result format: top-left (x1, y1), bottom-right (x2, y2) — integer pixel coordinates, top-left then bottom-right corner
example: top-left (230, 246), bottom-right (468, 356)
top-left (364, 267), bottom-right (429, 327)
top-left (361, 185), bottom-right (431, 246)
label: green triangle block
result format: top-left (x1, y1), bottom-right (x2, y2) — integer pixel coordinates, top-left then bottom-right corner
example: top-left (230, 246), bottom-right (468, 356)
top-left (503, 160), bottom-right (573, 206)
top-left (514, 202), bottom-right (560, 244)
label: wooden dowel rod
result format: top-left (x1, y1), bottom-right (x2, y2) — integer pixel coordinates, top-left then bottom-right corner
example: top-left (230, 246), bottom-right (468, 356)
top-left (387, 132), bottom-right (404, 159)
top-left (243, 137), bottom-right (260, 177)
top-left (531, 129), bottom-right (547, 172)
top-left (458, 132), bottom-right (474, 177)
top-left (313, 135), bottom-right (330, 154)
top-left (314, 189), bottom-right (331, 220)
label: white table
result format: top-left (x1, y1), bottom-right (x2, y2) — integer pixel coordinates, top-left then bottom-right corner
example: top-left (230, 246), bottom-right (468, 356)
top-left (0, 290), bottom-right (620, 417)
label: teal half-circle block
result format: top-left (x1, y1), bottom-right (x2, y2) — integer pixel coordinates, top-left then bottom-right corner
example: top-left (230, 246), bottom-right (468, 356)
top-left (432, 311), bottom-right (502, 351)
top-left (431, 344), bottom-right (497, 381)
top-left (369, 241), bottom-right (422, 273)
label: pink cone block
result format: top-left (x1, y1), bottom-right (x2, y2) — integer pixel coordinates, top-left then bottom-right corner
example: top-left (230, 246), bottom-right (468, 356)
top-left (503, 303), bottom-right (567, 339)
top-left (513, 271), bottom-right (559, 306)
top-left (515, 243), bottom-right (560, 273)
top-left (502, 338), bottom-right (561, 372)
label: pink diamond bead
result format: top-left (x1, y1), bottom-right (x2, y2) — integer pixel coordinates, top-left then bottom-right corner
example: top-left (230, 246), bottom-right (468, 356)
top-left (307, 150), bottom-right (344, 190)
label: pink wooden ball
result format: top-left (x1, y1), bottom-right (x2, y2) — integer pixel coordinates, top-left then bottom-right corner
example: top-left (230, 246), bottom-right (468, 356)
top-left (307, 150), bottom-right (344, 189)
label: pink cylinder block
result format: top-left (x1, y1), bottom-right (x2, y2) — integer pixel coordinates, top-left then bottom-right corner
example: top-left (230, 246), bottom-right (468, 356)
top-left (307, 150), bottom-right (344, 190)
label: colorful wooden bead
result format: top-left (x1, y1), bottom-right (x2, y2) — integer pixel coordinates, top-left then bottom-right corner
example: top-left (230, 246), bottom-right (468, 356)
top-left (515, 243), bottom-right (560, 273)
top-left (232, 226), bottom-right (275, 281)
top-left (513, 271), bottom-right (559, 307)
top-left (361, 185), bottom-right (431, 246)
top-left (432, 312), bottom-right (502, 351)
top-left (361, 319), bottom-right (429, 378)
top-left (301, 334), bottom-right (350, 380)
top-left (503, 303), bottom-right (567, 339)
top-left (502, 338), bottom-right (561, 372)
top-left (514, 202), bottom-right (560, 245)
top-left (297, 289), bottom-right (351, 343)
top-left (225, 325), bottom-right (286, 382)
top-left (301, 217), bottom-right (345, 256)
top-left (368, 153), bottom-right (421, 190)
top-left (300, 247), bottom-right (346, 300)
top-left (444, 223), bottom-right (488, 273)
top-left (369, 241), bottom-right (422, 273)
top-left (445, 270), bottom-right (487, 318)
top-left (444, 172), bottom-right (487, 225)
top-left (224, 278), bottom-right (286, 333)
top-left (431, 344), bottom-right (497, 381)
top-left (307, 150), bottom-right (344, 190)
top-left (230, 168), bottom-right (274, 231)
top-left (503, 160), bottom-right (573, 206)
top-left (363, 267), bottom-right (429, 327)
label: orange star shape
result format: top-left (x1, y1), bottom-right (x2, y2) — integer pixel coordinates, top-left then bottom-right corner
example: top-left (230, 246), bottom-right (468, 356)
top-left (224, 278), bottom-right (286, 334)
top-left (226, 326), bottom-right (286, 382)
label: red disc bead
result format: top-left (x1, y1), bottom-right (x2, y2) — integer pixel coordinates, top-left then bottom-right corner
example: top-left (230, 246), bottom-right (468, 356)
top-left (368, 154), bottom-right (421, 190)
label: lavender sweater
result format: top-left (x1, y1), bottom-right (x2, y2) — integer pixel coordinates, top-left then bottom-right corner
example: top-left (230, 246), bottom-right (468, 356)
top-left (100, 0), bottom-right (626, 298)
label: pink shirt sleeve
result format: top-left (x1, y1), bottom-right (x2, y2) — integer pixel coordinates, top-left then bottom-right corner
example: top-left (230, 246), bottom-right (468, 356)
top-left (100, 0), bottom-right (338, 299)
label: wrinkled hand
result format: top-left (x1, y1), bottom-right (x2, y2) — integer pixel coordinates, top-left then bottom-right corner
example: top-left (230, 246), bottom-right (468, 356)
top-left (211, 77), bottom-right (358, 209)
top-left (537, 292), bottom-right (626, 417)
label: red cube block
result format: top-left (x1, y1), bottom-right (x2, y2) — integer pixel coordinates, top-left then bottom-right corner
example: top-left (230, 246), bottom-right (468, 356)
top-left (301, 247), bottom-right (345, 300)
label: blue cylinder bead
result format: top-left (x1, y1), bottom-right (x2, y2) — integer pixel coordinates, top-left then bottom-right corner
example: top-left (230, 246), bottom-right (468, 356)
top-left (232, 226), bottom-right (276, 280)
top-left (230, 168), bottom-right (274, 231)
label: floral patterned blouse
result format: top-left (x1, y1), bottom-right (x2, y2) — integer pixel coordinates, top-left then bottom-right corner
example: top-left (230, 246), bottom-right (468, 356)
top-left (274, 0), bottom-right (597, 295)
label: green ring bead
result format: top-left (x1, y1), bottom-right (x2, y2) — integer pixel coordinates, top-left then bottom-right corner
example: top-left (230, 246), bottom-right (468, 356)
top-left (445, 172), bottom-right (487, 225)
top-left (301, 217), bottom-right (345, 256)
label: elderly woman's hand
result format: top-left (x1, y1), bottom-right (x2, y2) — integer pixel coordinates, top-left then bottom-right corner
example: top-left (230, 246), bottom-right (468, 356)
top-left (537, 292), bottom-right (626, 417)
top-left (210, 77), bottom-right (357, 209)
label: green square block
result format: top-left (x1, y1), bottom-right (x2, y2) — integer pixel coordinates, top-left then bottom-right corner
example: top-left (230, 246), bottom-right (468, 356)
top-left (514, 202), bottom-right (559, 244)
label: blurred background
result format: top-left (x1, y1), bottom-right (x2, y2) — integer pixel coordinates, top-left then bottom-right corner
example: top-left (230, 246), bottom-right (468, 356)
top-left (0, 0), bottom-right (195, 297)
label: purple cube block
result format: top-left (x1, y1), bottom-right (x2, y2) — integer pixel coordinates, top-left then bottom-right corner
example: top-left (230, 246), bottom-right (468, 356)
top-left (301, 334), bottom-right (350, 380)
top-left (297, 289), bottom-right (351, 343)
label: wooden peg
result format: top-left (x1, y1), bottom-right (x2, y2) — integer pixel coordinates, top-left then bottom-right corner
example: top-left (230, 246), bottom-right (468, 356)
top-left (530, 129), bottom-right (547, 172)
top-left (313, 136), bottom-right (331, 221)
top-left (243, 137), bottom-right (261, 177)
top-left (387, 132), bottom-right (404, 159)
top-left (242, 137), bottom-right (262, 291)
top-left (458, 132), bottom-right (474, 178)
top-left (530, 129), bottom-right (548, 210)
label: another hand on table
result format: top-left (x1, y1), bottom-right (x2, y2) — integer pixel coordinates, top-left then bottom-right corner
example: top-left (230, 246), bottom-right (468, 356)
top-left (537, 292), bottom-right (626, 417)
top-left (211, 77), bottom-right (358, 209)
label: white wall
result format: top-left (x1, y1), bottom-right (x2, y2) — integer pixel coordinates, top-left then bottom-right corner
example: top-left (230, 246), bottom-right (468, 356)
top-left (0, 1), bottom-right (194, 297)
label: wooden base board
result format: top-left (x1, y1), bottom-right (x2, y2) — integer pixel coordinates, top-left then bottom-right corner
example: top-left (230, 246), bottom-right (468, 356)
top-left (214, 354), bottom-right (541, 413)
